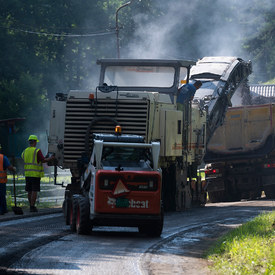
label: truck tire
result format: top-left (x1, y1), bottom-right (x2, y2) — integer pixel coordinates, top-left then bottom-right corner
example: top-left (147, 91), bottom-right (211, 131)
top-left (249, 190), bottom-right (262, 200)
top-left (70, 195), bottom-right (79, 232)
top-left (264, 186), bottom-right (275, 199)
top-left (208, 191), bottom-right (225, 203)
top-left (76, 196), bottom-right (91, 235)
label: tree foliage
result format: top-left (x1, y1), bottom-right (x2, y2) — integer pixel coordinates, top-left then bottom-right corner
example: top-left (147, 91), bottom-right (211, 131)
top-left (243, 2), bottom-right (275, 82)
top-left (0, 0), bottom-right (275, 130)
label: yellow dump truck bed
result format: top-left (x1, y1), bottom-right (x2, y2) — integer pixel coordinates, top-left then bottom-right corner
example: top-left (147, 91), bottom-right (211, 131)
top-left (205, 104), bottom-right (275, 161)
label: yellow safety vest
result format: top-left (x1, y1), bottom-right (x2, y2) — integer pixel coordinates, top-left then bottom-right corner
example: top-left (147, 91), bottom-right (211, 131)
top-left (22, 147), bottom-right (44, 178)
top-left (0, 154), bottom-right (7, 184)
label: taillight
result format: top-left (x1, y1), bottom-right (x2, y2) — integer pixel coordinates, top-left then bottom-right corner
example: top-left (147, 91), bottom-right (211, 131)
top-left (263, 163), bottom-right (275, 168)
top-left (98, 174), bottom-right (159, 191)
top-left (99, 178), bottom-right (115, 190)
top-left (137, 179), bottom-right (158, 191)
top-left (205, 168), bottom-right (219, 174)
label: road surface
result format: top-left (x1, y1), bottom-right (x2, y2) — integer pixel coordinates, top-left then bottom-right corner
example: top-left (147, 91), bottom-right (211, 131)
top-left (0, 199), bottom-right (274, 274)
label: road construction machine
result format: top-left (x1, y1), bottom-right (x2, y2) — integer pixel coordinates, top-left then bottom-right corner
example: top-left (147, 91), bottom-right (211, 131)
top-left (48, 57), bottom-right (251, 234)
top-left (191, 56), bottom-right (252, 143)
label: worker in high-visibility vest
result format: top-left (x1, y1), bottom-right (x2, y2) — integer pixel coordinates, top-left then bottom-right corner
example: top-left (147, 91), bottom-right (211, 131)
top-left (21, 135), bottom-right (54, 212)
top-left (0, 144), bottom-right (16, 215)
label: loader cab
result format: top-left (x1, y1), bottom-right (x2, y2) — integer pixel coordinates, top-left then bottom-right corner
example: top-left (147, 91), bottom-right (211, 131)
top-left (90, 133), bottom-right (156, 172)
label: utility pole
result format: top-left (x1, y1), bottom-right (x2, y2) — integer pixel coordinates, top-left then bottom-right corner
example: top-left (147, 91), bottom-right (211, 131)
top-left (116, 1), bottom-right (132, 58)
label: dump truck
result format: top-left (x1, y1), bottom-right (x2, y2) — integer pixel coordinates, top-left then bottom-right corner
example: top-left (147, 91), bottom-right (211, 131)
top-left (204, 103), bottom-right (275, 202)
top-left (48, 57), bottom-right (251, 234)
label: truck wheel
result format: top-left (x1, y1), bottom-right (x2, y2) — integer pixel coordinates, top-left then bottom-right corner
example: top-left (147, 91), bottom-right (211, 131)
top-left (208, 191), bottom-right (225, 203)
top-left (241, 191), bottom-right (250, 200)
top-left (249, 190), bottom-right (262, 200)
top-left (70, 196), bottom-right (79, 232)
top-left (264, 186), bottom-right (275, 199)
top-left (76, 196), bottom-right (91, 235)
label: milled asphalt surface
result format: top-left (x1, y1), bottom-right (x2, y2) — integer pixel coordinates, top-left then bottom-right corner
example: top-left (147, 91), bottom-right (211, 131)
top-left (0, 206), bottom-right (63, 223)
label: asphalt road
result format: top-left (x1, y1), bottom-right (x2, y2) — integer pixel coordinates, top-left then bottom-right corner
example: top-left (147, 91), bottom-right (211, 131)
top-left (0, 199), bottom-right (274, 275)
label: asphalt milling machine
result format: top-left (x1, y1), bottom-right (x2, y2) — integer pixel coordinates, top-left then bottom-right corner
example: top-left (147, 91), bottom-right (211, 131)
top-left (48, 56), bottom-right (252, 235)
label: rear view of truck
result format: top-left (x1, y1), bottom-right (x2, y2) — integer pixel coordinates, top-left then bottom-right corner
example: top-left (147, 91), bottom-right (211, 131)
top-left (205, 104), bottom-right (275, 202)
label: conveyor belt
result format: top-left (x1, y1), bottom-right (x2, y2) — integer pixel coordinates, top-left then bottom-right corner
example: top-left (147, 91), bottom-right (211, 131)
top-left (190, 56), bottom-right (252, 143)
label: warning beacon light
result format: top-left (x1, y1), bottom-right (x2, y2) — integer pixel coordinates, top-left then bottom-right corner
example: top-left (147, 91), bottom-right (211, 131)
top-left (115, 125), bottom-right (122, 135)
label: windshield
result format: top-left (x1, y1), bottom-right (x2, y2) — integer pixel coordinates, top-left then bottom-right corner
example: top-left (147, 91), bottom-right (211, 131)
top-left (102, 146), bottom-right (151, 162)
top-left (104, 66), bottom-right (176, 88)
top-left (194, 81), bottom-right (219, 99)
top-left (101, 146), bottom-right (153, 171)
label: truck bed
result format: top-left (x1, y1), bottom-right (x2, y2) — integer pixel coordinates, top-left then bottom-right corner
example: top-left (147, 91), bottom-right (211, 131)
top-left (204, 103), bottom-right (275, 162)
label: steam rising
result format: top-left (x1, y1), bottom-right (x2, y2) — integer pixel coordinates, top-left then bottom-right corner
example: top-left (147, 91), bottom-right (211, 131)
top-left (123, 0), bottom-right (272, 63)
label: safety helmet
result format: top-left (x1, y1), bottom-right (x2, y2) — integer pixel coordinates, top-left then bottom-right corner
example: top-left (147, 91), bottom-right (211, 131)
top-left (28, 135), bottom-right (39, 142)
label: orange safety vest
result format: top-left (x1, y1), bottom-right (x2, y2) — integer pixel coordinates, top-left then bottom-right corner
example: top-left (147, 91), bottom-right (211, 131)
top-left (0, 154), bottom-right (7, 184)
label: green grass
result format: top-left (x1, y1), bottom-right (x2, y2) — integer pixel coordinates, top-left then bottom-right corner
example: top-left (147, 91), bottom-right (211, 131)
top-left (206, 211), bottom-right (275, 274)
top-left (264, 78), bottom-right (275, 85)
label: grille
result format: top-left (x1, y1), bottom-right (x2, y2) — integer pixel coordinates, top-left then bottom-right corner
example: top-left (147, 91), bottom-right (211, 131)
top-left (63, 98), bottom-right (149, 166)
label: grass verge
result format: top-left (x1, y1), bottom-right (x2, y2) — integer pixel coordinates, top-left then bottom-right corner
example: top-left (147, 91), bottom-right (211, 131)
top-left (205, 211), bottom-right (275, 275)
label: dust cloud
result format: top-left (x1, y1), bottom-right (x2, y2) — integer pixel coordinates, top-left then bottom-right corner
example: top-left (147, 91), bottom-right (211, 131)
top-left (123, 0), bottom-right (272, 65)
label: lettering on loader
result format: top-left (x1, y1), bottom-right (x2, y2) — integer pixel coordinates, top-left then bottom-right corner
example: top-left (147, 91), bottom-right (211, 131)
top-left (107, 196), bottom-right (149, 209)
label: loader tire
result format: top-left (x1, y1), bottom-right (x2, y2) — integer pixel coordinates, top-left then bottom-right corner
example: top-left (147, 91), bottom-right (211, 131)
top-left (76, 196), bottom-right (91, 235)
top-left (138, 207), bottom-right (163, 237)
top-left (70, 195), bottom-right (79, 232)
top-left (138, 219), bottom-right (163, 237)
top-left (63, 197), bottom-right (71, 225)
